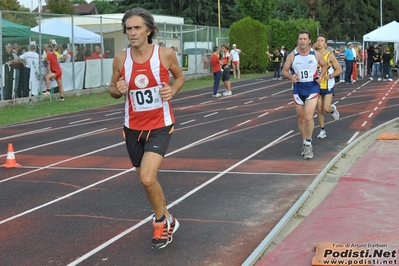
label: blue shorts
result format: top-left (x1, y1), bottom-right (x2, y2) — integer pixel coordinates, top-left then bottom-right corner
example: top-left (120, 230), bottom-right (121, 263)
top-left (319, 87), bottom-right (335, 97)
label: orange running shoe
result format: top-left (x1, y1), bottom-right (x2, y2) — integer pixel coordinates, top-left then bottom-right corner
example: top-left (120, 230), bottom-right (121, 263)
top-left (152, 217), bottom-right (170, 249)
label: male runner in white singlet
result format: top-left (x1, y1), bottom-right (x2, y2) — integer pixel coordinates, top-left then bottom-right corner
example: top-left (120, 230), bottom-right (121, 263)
top-left (282, 30), bottom-right (328, 159)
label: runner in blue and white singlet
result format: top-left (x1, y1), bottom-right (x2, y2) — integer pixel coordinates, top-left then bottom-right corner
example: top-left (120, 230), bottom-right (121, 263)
top-left (282, 30), bottom-right (328, 160)
top-left (291, 48), bottom-right (320, 104)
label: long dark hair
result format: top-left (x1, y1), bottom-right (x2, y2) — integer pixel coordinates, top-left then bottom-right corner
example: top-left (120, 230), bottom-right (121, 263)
top-left (122, 8), bottom-right (159, 44)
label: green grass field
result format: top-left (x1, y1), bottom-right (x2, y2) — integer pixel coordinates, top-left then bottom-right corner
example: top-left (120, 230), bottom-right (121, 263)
top-left (0, 73), bottom-right (266, 126)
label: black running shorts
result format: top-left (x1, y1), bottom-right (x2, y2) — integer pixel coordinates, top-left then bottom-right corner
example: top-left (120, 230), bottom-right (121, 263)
top-left (124, 124), bottom-right (174, 167)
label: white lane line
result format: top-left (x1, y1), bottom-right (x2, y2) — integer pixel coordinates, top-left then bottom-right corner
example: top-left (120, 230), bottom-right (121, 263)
top-left (200, 101), bottom-right (212, 105)
top-left (0, 142), bottom-right (126, 224)
top-left (226, 106), bottom-right (238, 110)
top-left (0, 128), bottom-right (109, 158)
top-left (378, 101), bottom-right (382, 105)
top-left (0, 140), bottom-right (122, 185)
top-left (105, 112), bottom-right (122, 117)
top-left (272, 88), bottom-right (292, 96)
top-left (275, 106), bottom-right (283, 110)
top-left (368, 113), bottom-right (374, 118)
top-left (347, 131), bottom-right (360, 144)
top-left (237, 120), bottom-right (251, 127)
top-left (341, 97), bottom-right (346, 100)
top-left (67, 130), bottom-right (294, 266)
top-left (382, 97), bottom-right (386, 100)
top-left (374, 107), bottom-right (378, 111)
top-left (361, 121), bottom-right (367, 127)
top-left (0, 131), bottom-right (230, 225)
top-left (0, 127), bottom-right (52, 141)
top-left (288, 101), bottom-right (294, 105)
top-left (179, 106), bottom-right (194, 110)
top-left (259, 96), bottom-right (267, 100)
top-left (69, 118), bottom-right (92, 125)
top-left (244, 101), bottom-right (253, 105)
top-left (258, 112), bottom-right (269, 118)
top-left (180, 119), bottom-right (196, 125)
top-left (204, 112), bottom-right (218, 118)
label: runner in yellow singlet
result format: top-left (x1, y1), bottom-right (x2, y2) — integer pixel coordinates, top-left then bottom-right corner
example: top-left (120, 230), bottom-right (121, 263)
top-left (315, 34), bottom-right (342, 139)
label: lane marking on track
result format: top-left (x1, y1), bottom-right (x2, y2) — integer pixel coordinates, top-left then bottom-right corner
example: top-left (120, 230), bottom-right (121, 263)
top-left (226, 106), bottom-right (238, 110)
top-left (368, 113), bottom-right (374, 118)
top-left (66, 130), bottom-right (294, 266)
top-left (204, 112), bottom-right (218, 118)
top-left (0, 141), bottom-right (124, 185)
top-left (0, 128), bottom-right (109, 158)
top-left (361, 121), bottom-right (368, 127)
top-left (104, 112), bottom-right (122, 116)
top-left (237, 120), bottom-right (251, 127)
top-left (0, 131), bottom-right (229, 225)
top-left (180, 119), bottom-right (196, 125)
top-left (69, 118), bottom-right (92, 125)
top-left (244, 101), bottom-right (253, 105)
top-left (258, 112), bottom-right (268, 118)
top-left (0, 127), bottom-right (52, 141)
top-left (179, 105), bottom-right (194, 110)
top-left (347, 131), bottom-right (360, 144)
top-left (17, 166), bottom-right (315, 176)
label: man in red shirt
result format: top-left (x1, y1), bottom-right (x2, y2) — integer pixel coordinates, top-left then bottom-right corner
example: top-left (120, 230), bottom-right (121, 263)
top-left (45, 45), bottom-right (65, 101)
top-left (92, 45), bottom-right (109, 59)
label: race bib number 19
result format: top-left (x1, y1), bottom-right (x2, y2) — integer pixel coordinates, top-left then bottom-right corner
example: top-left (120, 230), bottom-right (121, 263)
top-left (130, 86), bottom-right (163, 112)
top-left (298, 69), bottom-right (314, 82)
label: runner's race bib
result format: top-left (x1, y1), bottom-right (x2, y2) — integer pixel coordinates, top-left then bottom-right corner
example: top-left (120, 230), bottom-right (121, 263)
top-left (130, 85), bottom-right (163, 112)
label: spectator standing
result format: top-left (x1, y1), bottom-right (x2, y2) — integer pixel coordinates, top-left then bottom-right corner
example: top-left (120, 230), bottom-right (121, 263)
top-left (230, 44), bottom-right (241, 79)
top-left (336, 46), bottom-right (346, 82)
top-left (370, 47), bottom-right (382, 81)
top-left (344, 42), bottom-right (355, 84)
top-left (45, 45), bottom-right (65, 100)
top-left (381, 47), bottom-right (393, 81)
top-left (366, 45), bottom-right (375, 76)
top-left (2, 43), bottom-right (15, 100)
top-left (12, 43), bottom-right (22, 97)
top-left (84, 49), bottom-right (93, 61)
top-left (109, 7), bottom-right (184, 249)
top-left (221, 44), bottom-right (232, 96)
top-left (61, 43), bottom-right (71, 62)
top-left (267, 47), bottom-right (282, 80)
top-left (19, 44), bottom-right (39, 97)
top-left (210, 46), bottom-right (222, 97)
top-left (92, 45), bottom-right (109, 59)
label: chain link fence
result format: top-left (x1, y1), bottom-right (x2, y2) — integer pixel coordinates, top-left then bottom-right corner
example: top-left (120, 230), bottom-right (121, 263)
top-left (1, 10), bottom-right (229, 102)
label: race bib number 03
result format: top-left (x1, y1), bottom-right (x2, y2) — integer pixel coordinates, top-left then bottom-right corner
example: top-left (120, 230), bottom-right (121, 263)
top-left (130, 86), bottom-right (163, 112)
top-left (298, 69), bottom-right (314, 82)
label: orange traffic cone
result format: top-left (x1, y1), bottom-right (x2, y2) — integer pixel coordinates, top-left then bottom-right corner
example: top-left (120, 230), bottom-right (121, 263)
top-left (2, 143), bottom-right (21, 168)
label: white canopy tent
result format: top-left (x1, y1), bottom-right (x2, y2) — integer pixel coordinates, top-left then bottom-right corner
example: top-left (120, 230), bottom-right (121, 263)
top-left (31, 17), bottom-right (102, 44)
top-left (363, 21), bottom-right (399, 64)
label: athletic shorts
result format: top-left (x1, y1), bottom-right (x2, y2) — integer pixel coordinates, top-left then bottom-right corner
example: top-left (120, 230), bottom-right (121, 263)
top-left (124, 124), bottom-right (174, 167)
top-left (232, 61), bottom-right (239, 66)
top-left (222, 65), bottom-right (230, 81)
top-left (293, 93), bottom-right (319, 105)
top-left (319, 87), bottom-right (335, 97)
top-left (54, 71), bottom-right (62, 80)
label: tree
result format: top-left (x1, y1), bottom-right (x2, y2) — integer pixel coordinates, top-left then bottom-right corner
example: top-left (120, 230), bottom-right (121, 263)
top-left (272, 0), bottom-right (308, 20)
top-left (45, 0), bottom-right (74, 14)
top-left (0, 0), bottom-right (20, 10)
top-left (237, 0), bottom-right (277, 23)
